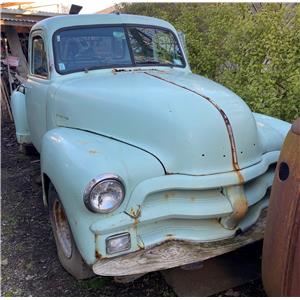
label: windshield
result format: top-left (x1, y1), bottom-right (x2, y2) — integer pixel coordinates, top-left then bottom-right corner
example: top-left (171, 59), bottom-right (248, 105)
top-left (53, 25), bottom-right (185, 74)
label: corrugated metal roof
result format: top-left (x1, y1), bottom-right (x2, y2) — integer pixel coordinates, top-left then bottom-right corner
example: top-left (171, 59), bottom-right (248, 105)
top-left (0, 7), bottom-right (61, 17)
top-left (0, 7), bottom-right (63, 27)
top-left (1, 16), bottom-right (36, 23)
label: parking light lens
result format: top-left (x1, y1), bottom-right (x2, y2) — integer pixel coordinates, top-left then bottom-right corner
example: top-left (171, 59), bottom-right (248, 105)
top-left (106, 233), bottom-right (131, 254)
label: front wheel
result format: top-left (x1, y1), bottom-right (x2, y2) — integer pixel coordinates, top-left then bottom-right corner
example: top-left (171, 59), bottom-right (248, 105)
top-left (48, 183), bottom-right (94, 280)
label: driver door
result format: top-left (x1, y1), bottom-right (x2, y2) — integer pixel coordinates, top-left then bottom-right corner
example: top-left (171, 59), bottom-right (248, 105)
top-left (26, 30), bottom-right (50, 152)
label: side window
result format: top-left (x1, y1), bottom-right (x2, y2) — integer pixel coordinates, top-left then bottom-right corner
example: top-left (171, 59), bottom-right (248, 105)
top-left (32, 36), bottom-right (48, 77)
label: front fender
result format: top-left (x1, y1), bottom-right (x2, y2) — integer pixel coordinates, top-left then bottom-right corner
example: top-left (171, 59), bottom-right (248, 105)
top-left (41, 127), bottom-right (164, 265)
top-left (253, 113), bottom-right (291, 154)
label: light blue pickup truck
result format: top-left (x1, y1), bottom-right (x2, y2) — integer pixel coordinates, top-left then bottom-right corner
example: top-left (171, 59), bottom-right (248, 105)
top-left (11, 13), bottom-right (290, 280)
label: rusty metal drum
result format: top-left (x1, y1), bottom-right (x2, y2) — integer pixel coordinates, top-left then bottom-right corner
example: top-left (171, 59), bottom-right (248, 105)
top-left (262, 118), bottom-right (300, 296)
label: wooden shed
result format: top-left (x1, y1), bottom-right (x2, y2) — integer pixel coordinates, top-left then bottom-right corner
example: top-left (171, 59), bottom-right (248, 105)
top-left (1, 4), bottom-right (63, 121)
top-left (1, 6), bottom-right (61, 77)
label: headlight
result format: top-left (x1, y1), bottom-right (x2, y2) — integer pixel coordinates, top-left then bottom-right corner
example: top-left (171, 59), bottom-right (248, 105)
top-left (84, 174), bottom-right (125, 213)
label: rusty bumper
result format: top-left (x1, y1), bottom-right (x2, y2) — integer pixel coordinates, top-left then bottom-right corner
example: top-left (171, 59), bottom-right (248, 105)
top-left (93, 209), bottom-right (267, 276)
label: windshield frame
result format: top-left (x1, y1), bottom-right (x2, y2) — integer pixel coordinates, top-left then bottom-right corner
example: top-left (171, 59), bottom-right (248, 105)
top-left (52, 23), bottom-right (186, 75)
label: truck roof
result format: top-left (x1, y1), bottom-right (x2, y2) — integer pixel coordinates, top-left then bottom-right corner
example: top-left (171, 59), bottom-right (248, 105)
top-left (31, 13), bottom-right (176, 36)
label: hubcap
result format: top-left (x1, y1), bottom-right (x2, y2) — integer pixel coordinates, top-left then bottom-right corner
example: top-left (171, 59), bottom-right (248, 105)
top-left (53, 198), bottom-right (72, 258)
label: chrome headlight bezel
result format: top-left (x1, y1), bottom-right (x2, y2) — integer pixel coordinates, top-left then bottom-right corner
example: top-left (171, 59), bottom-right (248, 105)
top-left (83, 174), bottom-right (125, 213)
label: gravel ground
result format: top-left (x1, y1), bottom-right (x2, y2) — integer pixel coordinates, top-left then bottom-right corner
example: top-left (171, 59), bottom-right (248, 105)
top-left (1, 122), bottom-right (266, 297)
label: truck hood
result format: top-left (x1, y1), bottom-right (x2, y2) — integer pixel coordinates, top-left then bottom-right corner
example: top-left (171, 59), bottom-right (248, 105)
top-left (54, 69), bottom-right (263, 175)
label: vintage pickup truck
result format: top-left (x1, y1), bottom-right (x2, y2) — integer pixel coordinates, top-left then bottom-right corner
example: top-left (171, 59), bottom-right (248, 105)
top-left (11, 13), bottom-right (290, 280)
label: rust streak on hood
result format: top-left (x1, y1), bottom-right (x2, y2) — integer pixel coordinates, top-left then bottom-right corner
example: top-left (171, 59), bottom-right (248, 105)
top-left (143, 71), bottom-right (244, 183)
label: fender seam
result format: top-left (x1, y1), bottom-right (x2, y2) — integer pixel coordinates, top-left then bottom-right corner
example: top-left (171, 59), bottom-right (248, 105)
top-left (55, 125), bottom-right (168, 174)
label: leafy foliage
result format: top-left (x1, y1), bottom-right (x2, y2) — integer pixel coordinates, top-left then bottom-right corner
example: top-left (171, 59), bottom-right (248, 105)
top-left (119, 3), bottom-right (300, 122)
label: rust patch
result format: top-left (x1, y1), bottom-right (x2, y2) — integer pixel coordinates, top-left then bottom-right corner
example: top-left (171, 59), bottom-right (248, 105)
top-left (190, 195), bottom-right (196, 201)
top-left (60, 209), bottom-right (66, 221)
top-left (54, 200), bottom-right (66, 222)
top-left (95, 250), bottom-right (102, 259)
top-left (126, 206), bottom-right (142, 230)
top-left (89, 149), bottom-right (100, 155)
top-left (112, 68), bottom-right (167, 74)
top-left (137, 237), bottom-right (145, 250)
top-left (144, 71), bottom-right (244, 183)
top-left (220, 186), bottom-right (248, 230)
top-left (165, 234), bottom-right (175, 240)
top-left (95, 234), bottom-right (103, 260)
top-left (137, 243), bottom-right (144, 250)
top-left (129, 205), bottom-right (141, 219)
top-left (164, 191), bottom-right (176, 199)
top-left (54, 201), bottom-right (59, 217)
top-left (231, 197), bottom-right (248, 220)
top-left (132, 217), bottom-right (139, 229)
top-left (236, 170), bottom-right (244, 184)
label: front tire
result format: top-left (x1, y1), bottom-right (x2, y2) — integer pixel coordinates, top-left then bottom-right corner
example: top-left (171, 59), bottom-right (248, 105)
top-left (48, 183), bottom-right (95, 280)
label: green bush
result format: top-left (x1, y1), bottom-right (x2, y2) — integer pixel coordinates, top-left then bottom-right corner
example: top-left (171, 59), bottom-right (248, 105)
top-left (119, 3), bottom-right (300, 122)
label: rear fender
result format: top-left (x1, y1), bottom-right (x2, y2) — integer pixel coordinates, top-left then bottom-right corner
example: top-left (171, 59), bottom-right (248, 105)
top-left (11, 86), bottom-right (31, 144)
top-left (40, 127), bottom-right (164, 265)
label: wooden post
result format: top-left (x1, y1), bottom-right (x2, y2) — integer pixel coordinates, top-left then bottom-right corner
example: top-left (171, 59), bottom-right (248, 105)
top-left (4, 37), bottom-right (13, 95)
top-left (4, 26), bottom-right (29, 78)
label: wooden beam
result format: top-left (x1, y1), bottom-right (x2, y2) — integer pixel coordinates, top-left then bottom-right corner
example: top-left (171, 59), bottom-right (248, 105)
top-left (3, 25), bottom-right (29, 78)
top-left (1, 25), bottom-right (31, 33)
top-left (0, 2), bottom-right (34, 9)
top-left (1, 82), bottom-right (13, 122)
top-left (0, 20), bottom-right (34, 27)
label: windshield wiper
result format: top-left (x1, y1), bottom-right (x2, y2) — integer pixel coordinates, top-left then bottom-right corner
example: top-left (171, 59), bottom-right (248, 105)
top-left (137, 59), bottom-right (160, 64)
top-left (136, 59), bottom-right (173, 66)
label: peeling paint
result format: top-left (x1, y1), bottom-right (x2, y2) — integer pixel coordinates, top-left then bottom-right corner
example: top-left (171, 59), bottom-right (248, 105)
top-left (137, 235), bottom-right (145, 250)
top-left (128, 205), bottom-right (141, 219)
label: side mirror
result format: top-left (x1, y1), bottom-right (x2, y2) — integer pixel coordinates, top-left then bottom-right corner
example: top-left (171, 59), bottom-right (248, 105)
top-left (178, 31), bottom-right (189, 62)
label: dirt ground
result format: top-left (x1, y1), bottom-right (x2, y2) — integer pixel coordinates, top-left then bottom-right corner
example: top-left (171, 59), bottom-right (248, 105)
top-left (1, 122), bottom-right (266, 297)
